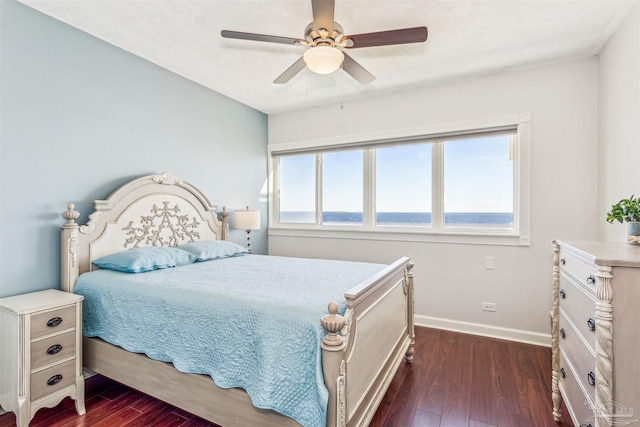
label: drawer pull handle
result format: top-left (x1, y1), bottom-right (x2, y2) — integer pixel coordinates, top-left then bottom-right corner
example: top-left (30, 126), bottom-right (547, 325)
top-left (47, 374), bottom-right (63, 386)
top-left (560, 328), bottom-right (566, 339)
top-left (580, 424), bottom-right (593, 427)
top-left (587, 318), bottom-right (596, 332)
top-left (587, 275), bottom-right (596, 285)
top-left (560, 367), bottom-right (566, 379)
top-left (587, 371), bottom-right (595, 386)
top-left (46, 317), bottom-right (63, 328)
top-left (46, 344), bottom-right (63, 355)
top-left (559, 289), bottom-right (566, 299)
top-left (560, 258), bottom-right (566, 265)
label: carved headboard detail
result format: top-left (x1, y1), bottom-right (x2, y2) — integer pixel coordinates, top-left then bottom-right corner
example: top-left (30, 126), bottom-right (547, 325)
top-left (122, 201), bottom-right (202, 248)
top-left (61, 172), bottom-right (229, 293)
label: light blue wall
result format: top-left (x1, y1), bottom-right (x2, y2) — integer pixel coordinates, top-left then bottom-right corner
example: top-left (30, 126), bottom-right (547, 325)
top-left (0, 2), bottom-right (268, 297)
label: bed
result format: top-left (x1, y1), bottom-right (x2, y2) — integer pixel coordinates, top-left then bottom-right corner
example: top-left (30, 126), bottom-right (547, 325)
top-left (60, 171), bottom-right (415, 427)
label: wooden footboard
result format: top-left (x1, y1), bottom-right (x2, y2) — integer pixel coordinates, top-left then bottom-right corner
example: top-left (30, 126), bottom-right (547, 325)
top-left (322, 257), bottom-right (415, 427)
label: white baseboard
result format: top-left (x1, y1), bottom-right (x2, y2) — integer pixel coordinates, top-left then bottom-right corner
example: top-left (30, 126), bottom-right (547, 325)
top-left (415, 314), bottom-right (551, 347)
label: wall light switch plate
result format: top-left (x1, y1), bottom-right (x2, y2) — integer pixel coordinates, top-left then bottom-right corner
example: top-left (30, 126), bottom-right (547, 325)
top-left (485, 256), bottom-right (495, 270)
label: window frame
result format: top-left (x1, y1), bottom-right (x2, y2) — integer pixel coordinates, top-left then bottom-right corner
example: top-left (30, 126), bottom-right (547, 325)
top-left (268, 114), bottom-right (531, 246)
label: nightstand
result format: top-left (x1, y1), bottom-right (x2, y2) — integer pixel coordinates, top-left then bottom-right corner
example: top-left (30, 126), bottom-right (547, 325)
top-left (0, 289), bottom-right (85, 427)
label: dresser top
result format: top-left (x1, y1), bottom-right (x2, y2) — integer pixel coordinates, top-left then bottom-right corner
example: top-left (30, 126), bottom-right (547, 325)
top-left (0, 289), bottom-right (82, 314)
top-left (554, 240), bottom-right (640, 268)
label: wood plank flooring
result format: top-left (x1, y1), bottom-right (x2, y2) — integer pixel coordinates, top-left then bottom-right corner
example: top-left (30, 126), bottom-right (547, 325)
top-left (0, 327), bottom-right (574, 427)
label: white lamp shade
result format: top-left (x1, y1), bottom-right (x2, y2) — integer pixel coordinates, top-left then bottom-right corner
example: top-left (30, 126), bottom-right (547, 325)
top-left (235, 209), bottom-right (261, 230)
top-left (303, 46), bottom-right (344, 74)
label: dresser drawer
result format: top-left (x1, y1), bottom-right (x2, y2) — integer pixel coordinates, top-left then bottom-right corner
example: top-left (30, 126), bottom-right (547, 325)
top-left (31, 306), bottom-right (76, 339)
top-left (559, 249), bottom-right (598, 293)
top-left (558, 312), bottom-right (596, 396)
top-left (30, 358), bottom-right (76, 401)
top-left (559, 349), bottom-right (595, 427)
top-left (31, 330), bottom-right (76, 371)
top-left (558, 273), bottom-right (596, 352)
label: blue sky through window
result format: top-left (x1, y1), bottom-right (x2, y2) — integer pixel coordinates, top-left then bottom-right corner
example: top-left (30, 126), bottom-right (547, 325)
top-left (444, 135), bottom-right (513, 213)
top-left (376, 143), bottom-right (432, 213)
top-left (279, 154), bottom-right (314, 217)
top-left (323, 150), bottom-right (363, 213)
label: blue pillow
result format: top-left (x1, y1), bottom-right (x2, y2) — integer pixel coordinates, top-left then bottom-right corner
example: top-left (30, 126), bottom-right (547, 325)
top-left (178, 240), bottom-right (248, 262)
top-left (93, 247), bottom-right (196, 273)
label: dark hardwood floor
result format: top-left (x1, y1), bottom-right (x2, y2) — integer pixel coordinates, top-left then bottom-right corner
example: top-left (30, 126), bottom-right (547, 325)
top-left (0, 327), bottom-right (574, 427)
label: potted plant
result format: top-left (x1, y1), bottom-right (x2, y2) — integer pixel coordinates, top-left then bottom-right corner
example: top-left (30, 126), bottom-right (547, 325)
top-left (606, 195), bottom-right (640, 244)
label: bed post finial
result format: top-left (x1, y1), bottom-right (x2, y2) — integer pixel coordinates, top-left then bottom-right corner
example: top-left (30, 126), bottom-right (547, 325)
top-left (220, 206), bottom-right (230, 241)
top-left (321, 302), bottom-right (345, 349)
top-left (62, 203), bottom-right (80, 227)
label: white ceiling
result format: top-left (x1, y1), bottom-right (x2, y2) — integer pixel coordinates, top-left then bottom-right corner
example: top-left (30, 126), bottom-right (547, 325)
top-left (18, 0), bottom-right (637, 114)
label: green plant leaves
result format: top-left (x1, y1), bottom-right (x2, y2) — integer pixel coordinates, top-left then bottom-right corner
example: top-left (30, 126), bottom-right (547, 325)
top-left (606, 195), bottom-right (640, 223)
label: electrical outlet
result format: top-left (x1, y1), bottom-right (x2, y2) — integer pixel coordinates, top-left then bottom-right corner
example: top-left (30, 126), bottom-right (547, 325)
top-left (482, 302), bottom-right (496, 312)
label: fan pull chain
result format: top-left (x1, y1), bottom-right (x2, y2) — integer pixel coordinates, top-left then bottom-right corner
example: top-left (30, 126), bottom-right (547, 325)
top-left (305, 70), bottom-right (310, 115)
top-left (340, 64), bottom-right (344, 110)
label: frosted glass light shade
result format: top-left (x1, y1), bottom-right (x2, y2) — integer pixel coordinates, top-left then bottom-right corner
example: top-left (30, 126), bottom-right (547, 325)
top-left (303, 46), bottom-right (344, 74)
top-left (235, 208), bottom-right (261, 230)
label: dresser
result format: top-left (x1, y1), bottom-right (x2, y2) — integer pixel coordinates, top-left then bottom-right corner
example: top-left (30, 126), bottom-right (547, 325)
top-left (0, 289), bottom-right (85, 427)
top-left (551, 240), bottom-right (640, 427)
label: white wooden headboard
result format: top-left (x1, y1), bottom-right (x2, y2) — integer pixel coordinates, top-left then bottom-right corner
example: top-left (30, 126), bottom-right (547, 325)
top-left (60, 172), bottom-right (229, 293)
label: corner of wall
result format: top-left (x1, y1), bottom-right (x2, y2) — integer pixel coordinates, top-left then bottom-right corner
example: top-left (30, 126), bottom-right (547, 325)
top-left (597, 3), bottom-right (640, 242)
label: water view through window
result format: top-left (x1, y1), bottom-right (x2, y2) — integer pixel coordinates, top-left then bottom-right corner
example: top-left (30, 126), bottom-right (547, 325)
top-left (376, 143), bottom-right (432, 226)
top-left (278, 212), bottom-right (514, 227)
top-left (276, 132), bottom-right (515, 230)
top-left (323, 150), bottom-right (363, 225)
top-left (278, 154), bottom-right (315, 223)
top-left (443, 135), bottom-right (514, 229)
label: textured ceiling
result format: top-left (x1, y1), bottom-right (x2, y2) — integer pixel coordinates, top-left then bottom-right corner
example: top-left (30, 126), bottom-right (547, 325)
top-left (18, 0), bottom-right (638, 114)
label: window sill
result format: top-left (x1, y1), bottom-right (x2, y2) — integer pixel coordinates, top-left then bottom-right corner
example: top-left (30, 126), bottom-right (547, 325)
top-left (268, 225), bottom-right (530, 246)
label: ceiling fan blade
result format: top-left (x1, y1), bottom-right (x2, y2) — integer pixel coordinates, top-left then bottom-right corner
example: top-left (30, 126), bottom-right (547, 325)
top-left (221, 30), bottom-right (304, 46)
top-left (343, 26), bottom-right (428, 49)
top-left (342, 53), bottom-right (375, 85)
top-left (311, 0), bottom-right (335, 33)
top-left (273, 57), bottom-right (307, 84)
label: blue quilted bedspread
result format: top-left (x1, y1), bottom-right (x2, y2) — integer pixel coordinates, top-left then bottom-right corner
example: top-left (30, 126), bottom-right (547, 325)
top-left (74, 254), bottom-right (385, 427)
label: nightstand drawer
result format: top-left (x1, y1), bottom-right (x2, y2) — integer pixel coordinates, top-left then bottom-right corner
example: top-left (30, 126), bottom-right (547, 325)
top-left (30, 358), bottom-right (76, 401)
top-left (31, 306), bottom-right (76, 339)
top-left (559, 249), bottom-right (598, 293)
top-left (31, 330), bottom-right (76, 371)
top-left (558, 274), bottom-right (596, 352)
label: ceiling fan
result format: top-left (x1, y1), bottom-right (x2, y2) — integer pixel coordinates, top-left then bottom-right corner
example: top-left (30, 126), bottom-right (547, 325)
top-left (221, 0), bottom-right (428, 85)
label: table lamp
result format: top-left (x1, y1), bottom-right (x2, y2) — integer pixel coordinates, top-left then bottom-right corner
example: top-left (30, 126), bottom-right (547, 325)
top-left (234, 206), bottom-right (261, 253)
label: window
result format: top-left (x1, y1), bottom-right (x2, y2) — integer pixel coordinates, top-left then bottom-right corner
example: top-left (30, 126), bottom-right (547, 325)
top-left (278, 155), bottom-right (315, 223)
top-left (270, 115), bottom-right (530, 245)
top-left (443, 135), bottom-right (514, 229)
top-left (376, 144), bottom-right (432, 227)
top-left (323, 150), bottom-right (363, 225)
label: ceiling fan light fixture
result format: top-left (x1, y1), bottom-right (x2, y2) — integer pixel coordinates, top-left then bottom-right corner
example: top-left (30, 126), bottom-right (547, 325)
top-left (303, 46), bottom-right (344, 74)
